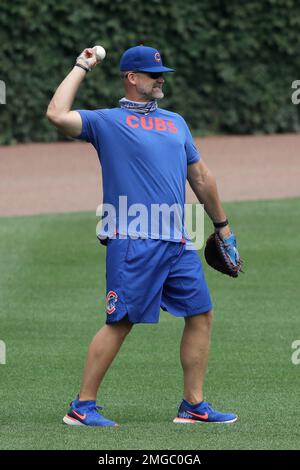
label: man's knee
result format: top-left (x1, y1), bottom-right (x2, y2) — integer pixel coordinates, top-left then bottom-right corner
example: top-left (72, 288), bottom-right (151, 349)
top-left (204, 309), bottom-right (214, 324)
top-left (185, 309), bottom-right (214, 329)
top-left (109, 315), bottom-right (133, 338)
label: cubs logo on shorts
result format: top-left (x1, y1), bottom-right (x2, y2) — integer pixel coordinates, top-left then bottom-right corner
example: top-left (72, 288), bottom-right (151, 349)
top-left (106, 290), bottom-right (118, 314)
top-left (105, 238), bottom-right (212, 324)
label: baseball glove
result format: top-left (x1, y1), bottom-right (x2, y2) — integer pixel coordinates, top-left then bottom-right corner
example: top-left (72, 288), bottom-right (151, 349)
top-left (204, 231), bottom-right (243, 277)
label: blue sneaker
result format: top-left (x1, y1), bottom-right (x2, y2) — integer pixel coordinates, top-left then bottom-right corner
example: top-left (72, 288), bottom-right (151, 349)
top-left (63, 396), bottom-right (118, 427)
top-left (173, 399), bottom-right (238, 424)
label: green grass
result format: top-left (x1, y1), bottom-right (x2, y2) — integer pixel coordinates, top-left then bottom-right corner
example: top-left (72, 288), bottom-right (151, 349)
top-left (1, 198), bottom-right (300, 450)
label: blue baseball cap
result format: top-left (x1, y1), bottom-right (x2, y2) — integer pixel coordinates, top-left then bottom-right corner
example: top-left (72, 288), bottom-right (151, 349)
top-left (119, 45), bottom-right (175, 73)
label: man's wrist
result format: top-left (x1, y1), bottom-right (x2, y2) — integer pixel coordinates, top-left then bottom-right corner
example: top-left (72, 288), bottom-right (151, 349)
top-left (213, 219), bottom-right (231, 239)
top-left (75, 63), bottom-right (90, 73)
top-left (76, 55), bottom-right (92, 71)
top-left (213, 219), bottom-right (229, 229)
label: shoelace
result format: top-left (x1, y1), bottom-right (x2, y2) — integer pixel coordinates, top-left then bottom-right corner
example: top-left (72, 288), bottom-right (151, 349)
top-left (87, 405), bottom-right (103, 413)
top-left (198, 402), bottom-right (213, 411)
top-left (183, 401), bottom-right (213, 411)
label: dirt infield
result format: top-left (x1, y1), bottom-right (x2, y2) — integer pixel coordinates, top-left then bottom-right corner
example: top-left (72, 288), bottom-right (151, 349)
top-left (0, 133), bottom-right (299, 216)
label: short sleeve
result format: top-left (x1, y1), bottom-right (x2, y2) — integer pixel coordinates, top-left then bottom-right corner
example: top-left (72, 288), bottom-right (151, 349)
top-left (182, 118), bottom-right (201, 165)
top-left (75, 109), bottom-right (105, 146)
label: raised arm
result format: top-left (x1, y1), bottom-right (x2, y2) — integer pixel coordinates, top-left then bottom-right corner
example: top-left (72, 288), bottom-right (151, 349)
top-left (46, 48), bottom-right (100, 137)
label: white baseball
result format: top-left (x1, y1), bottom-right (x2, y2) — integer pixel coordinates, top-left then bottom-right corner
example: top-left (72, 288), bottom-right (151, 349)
top-left (93, 45), bottom-right (106, 61)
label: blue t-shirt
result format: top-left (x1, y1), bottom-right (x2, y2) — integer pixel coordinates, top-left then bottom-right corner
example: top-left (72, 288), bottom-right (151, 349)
top-left (77, 107), bottom-right (200, 241)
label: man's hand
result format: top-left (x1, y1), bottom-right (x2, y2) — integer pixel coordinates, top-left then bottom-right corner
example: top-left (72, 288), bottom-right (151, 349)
top-left (76, 48), bottom-right (101, 70)
top-left (216, 224), bottom-right (231, 240)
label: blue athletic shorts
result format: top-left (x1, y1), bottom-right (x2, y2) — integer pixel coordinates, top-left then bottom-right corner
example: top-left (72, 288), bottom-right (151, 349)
top-left (105, 238), bottom-right (213, 324)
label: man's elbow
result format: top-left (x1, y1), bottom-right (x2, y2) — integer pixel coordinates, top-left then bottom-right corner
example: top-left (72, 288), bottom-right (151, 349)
top-left (189, 171), bottom-right (209, 187)
top-left (46, 106), bottom-right (56, 124)
top-left (46, 104), bottom-right (61, 126)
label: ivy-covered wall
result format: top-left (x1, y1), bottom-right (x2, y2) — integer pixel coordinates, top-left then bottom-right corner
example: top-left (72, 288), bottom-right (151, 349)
top-left (0, 0), bottom-right (299, 144)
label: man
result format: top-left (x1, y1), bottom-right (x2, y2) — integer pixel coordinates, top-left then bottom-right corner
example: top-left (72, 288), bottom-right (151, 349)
top-left (47, 45), bottom-right (240, 427)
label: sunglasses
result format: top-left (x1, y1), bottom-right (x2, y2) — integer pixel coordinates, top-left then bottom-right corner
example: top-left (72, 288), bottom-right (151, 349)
top-left (125, 71), bottom-right (163, 79)
top-left (139, 72), bottom-right (164, 79)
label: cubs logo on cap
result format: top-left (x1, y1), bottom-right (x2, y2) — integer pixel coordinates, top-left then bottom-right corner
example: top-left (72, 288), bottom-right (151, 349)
top-left (119, 45), bottom-right (175, 73)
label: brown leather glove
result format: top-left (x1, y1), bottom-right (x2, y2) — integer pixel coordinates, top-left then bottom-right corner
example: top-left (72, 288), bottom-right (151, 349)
top-left (204, 231), bottom-right (243, 278)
